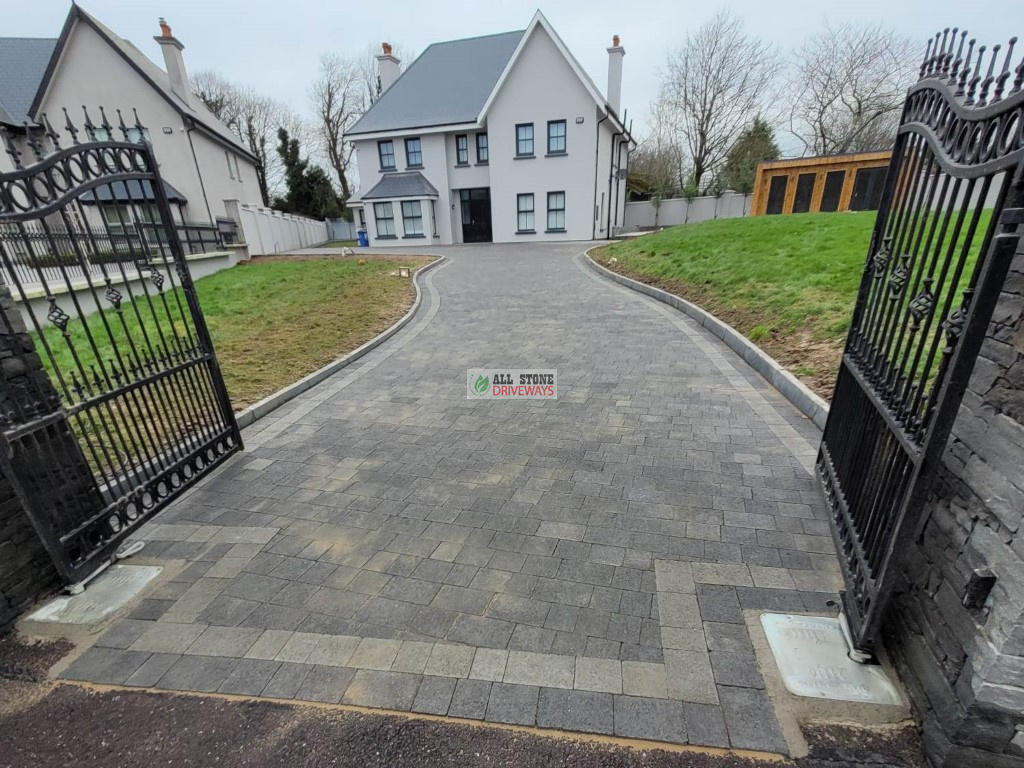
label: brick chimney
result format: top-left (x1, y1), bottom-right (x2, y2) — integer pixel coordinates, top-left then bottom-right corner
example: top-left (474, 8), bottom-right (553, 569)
top-left (376, 42), bottom-right (401, 93)
top-left (154, 17), bottom-right (191, 106)
top-left (606, 35), bottom-right (625, 115)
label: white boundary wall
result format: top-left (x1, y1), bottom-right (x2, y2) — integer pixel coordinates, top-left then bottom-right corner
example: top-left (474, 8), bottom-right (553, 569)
top-left (225, 200), bottom-right (328, 256)
top-left (623, 192), bottom-right (752, 231)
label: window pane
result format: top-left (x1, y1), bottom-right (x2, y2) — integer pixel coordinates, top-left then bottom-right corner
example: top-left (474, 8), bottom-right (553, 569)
top-left (379, 141), bottom-right (395, 169)
top-left (548, 121), bottom-right (566, 153)
top-left (456, 135), bottom-right (469, 164)
top-left (517, 194), bottom-right (534, 231)
top-left (547, 191), bottom-right (565, 230)
top-left (374, 202), bottom-right (395, 236)
top-left (517, 124), bottom-right (534, 156)
top-left (401, 200), bottom-right (423, 235)
top-left (477, 133), bottom-right (488, 163)
top-left (405, 138), bottom-right (422, 166)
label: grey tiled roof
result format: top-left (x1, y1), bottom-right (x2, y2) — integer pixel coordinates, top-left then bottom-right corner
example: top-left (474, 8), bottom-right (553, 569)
top-left (349, 30), bottom-right (524, 136)
top-left (79, 179), bottom-right (187, 203)
top-left (0, 37), bottom-right (57, 126)
top-left (361, 171), bottom-right (439, 200)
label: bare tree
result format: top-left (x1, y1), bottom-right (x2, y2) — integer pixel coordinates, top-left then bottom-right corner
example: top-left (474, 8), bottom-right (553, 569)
top-left (357, 42), bottom-right (414, 106)
top-left (191, 70), bottom-right (308, 206)
top-left (656, 11), bottom-right (781, 195)
top-left (310, 53), bottom-right (365, 202)
top-left (788, 22), bottom-right (918, 156)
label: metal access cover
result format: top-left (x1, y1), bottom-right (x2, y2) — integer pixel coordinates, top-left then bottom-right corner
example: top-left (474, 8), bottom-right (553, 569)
top-left (28, 565), bottom-right (162, 625)
top-left (761, 613), bottom-right (902, 705)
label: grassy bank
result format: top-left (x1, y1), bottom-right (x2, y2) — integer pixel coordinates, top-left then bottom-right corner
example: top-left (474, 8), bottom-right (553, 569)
top-left (38, 256), bottom-right (434, 411)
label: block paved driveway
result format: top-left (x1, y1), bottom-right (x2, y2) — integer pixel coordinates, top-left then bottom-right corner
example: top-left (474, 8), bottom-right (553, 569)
top-left (62, 242), bottom-right (843, 754)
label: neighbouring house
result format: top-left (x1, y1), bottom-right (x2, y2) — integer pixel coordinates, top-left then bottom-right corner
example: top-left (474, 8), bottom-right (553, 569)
top-left (750, 151), bottom-right (893, 216)
top-left (0, 5), bottom-right (263, 238)
top-left (346, 11), bottom-right (635, 246)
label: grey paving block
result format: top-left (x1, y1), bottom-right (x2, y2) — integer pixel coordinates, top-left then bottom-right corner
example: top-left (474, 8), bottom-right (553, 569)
top-left (710, 650), bottom-right (764, 689)
top-left (62, 647), bottom-right (152, 684)
top-left (124, 653), bottom-right (180, 687)
top-left (537, 688), bottom-right (614, 735)
top-left (412, 675), bottom-right (456, 715)
top-left (507, 624), bottom-right (556, 653)
top-left (447, 614), bottom-right (514, 648)
top-left (682, 702), bottom-right (730, 748)
top-left (95, 619), bottom-right (153, 649)
top-left (486, 594), bottom-right (550, 626)
top-left (613, 696), bottom-right (686, 743)
top-left (485, 682), bottom-right (539, 726)
top-left (262, 661), bottom-right (313, 698)
top-left (342, 669), bottom-right (421, 710)
top-left (239, 603), bottom-right (309, 631)
top-left (718, 685), bottom-right (788, 753)
top-left (423, 644), bottom-right (474, 678)
top-left (448, 678), bottom-right (492, 719)
top-left (696, 584), bottom-right (743, 624)
top-left (186, 626), bottom-right (262, 657)
top-left (295, 665), bottom-right (356, 703)
top-left (156, 655), bottom-right (238, 693)
top-left (219, 658), bottom-right (282, 695)
top-left (430, 585), bottom-right (493, 615)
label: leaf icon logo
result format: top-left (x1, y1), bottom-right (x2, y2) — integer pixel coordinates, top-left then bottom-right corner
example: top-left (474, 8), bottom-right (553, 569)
top-left (473, 374), bottom-right (489, 395)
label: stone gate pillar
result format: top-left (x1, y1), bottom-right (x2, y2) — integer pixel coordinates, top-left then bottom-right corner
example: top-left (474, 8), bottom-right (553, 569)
top-left (886, 237), bottom-right (1024, 766)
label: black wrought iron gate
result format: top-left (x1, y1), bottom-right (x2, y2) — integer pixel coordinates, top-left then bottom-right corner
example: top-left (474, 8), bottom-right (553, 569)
top-left (818, 30), bottom-right (1024, 652)
top-left (0, 109), bottom-right (241, 585)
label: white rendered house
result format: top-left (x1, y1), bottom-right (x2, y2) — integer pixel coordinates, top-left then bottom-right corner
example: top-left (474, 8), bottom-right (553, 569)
top-left (0, 6), bottom-right (263, 233)
top-left (347, 12), bottom-right (634, 247)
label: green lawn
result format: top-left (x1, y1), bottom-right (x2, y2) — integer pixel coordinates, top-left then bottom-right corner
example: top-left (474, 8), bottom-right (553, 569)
top-left (322, 240), bottom-right (359, 248)
top-left (595, 211), bottom-right (988, 397)
top-left (37, 256), bottom-right (433, 411)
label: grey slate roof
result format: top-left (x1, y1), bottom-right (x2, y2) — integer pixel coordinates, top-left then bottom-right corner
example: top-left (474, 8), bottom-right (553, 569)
top-left (0, 37), bottom-right (58, 126)
top-left (361, 171), bottom-right (439, 200)
top-left (79, 179), bottom-right (187, 203)
top-left (348, 30), bottom-right (524, 136)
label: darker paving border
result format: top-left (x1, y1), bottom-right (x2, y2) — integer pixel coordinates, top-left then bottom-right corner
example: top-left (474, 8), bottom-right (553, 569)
top-left (582, 249), bottom-right (828, 430)
top-left (235, 255), bottom-right (447, 429)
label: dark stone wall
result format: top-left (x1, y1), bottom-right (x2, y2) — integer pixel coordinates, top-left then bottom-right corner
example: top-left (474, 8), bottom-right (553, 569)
top-left (885, 240), bottom-right (1024, 767)
top-left (0, 288), bottom-right (59, 632)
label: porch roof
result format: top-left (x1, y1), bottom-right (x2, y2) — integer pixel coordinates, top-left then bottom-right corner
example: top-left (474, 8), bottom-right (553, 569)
top-left (360, 171), bottom-right (438, 201)
top-left (79, 179), bottom-right (187, 204)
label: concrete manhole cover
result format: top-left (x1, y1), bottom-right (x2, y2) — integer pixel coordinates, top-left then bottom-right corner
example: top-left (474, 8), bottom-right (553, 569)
top-left (27, 565), bottom-right (162, 625)
top-left (761, 613), bottom-right (902, 705)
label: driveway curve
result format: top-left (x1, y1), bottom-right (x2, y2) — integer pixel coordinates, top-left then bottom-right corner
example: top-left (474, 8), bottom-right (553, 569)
top-left (58, 242), bottom-right (842, 756)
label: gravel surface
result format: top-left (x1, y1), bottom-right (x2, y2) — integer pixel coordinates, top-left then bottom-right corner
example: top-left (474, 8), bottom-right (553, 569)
top-left (0, 678), bottom-right (923, 768)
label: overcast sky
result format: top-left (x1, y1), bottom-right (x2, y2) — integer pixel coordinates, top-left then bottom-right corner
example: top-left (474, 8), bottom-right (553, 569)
top-left (3, 0), bottom-right (1021, 148)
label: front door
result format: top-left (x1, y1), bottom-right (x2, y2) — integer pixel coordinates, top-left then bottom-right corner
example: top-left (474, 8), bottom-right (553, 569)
top-left (460, 188), bottom-right (491, 242)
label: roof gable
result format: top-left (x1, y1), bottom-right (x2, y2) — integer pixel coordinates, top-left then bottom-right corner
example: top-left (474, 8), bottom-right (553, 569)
top-left (0, 37), bottom-right (57, 126)
top-left (479, 11), bottom-right (609, 121)
top-left (29, 6), bottom-right (255, 160)
top-left (348, 30), bottom-right (524, 136)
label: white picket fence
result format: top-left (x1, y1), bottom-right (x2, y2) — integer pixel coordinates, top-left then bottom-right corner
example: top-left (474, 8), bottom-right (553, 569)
top-left (623, 191), bottom-right (752, 230)
top-left (224, 200), bottom-right (328, 256)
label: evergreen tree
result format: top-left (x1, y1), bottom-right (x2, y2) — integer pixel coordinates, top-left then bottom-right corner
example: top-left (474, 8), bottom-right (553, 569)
top-left (274, 128), bottom-right (342, 219)
top-left (721, 117), bottom-right (780, 194)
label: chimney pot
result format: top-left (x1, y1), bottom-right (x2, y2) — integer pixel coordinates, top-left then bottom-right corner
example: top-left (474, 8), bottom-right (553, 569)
top-left (612, 34), bottom-right (620, 47)
top-left (376, 44), bottom-right (401, 93)
top-left (154, 20), bottom-right (191, 106)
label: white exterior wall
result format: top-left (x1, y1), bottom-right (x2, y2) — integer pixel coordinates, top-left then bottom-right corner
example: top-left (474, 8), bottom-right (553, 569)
top-left (486, 25), bottom-right (600, 243)
top-left (33, 18), bottom-right (261, 223)
top-left (228, 201), bottom-right (328, 256)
